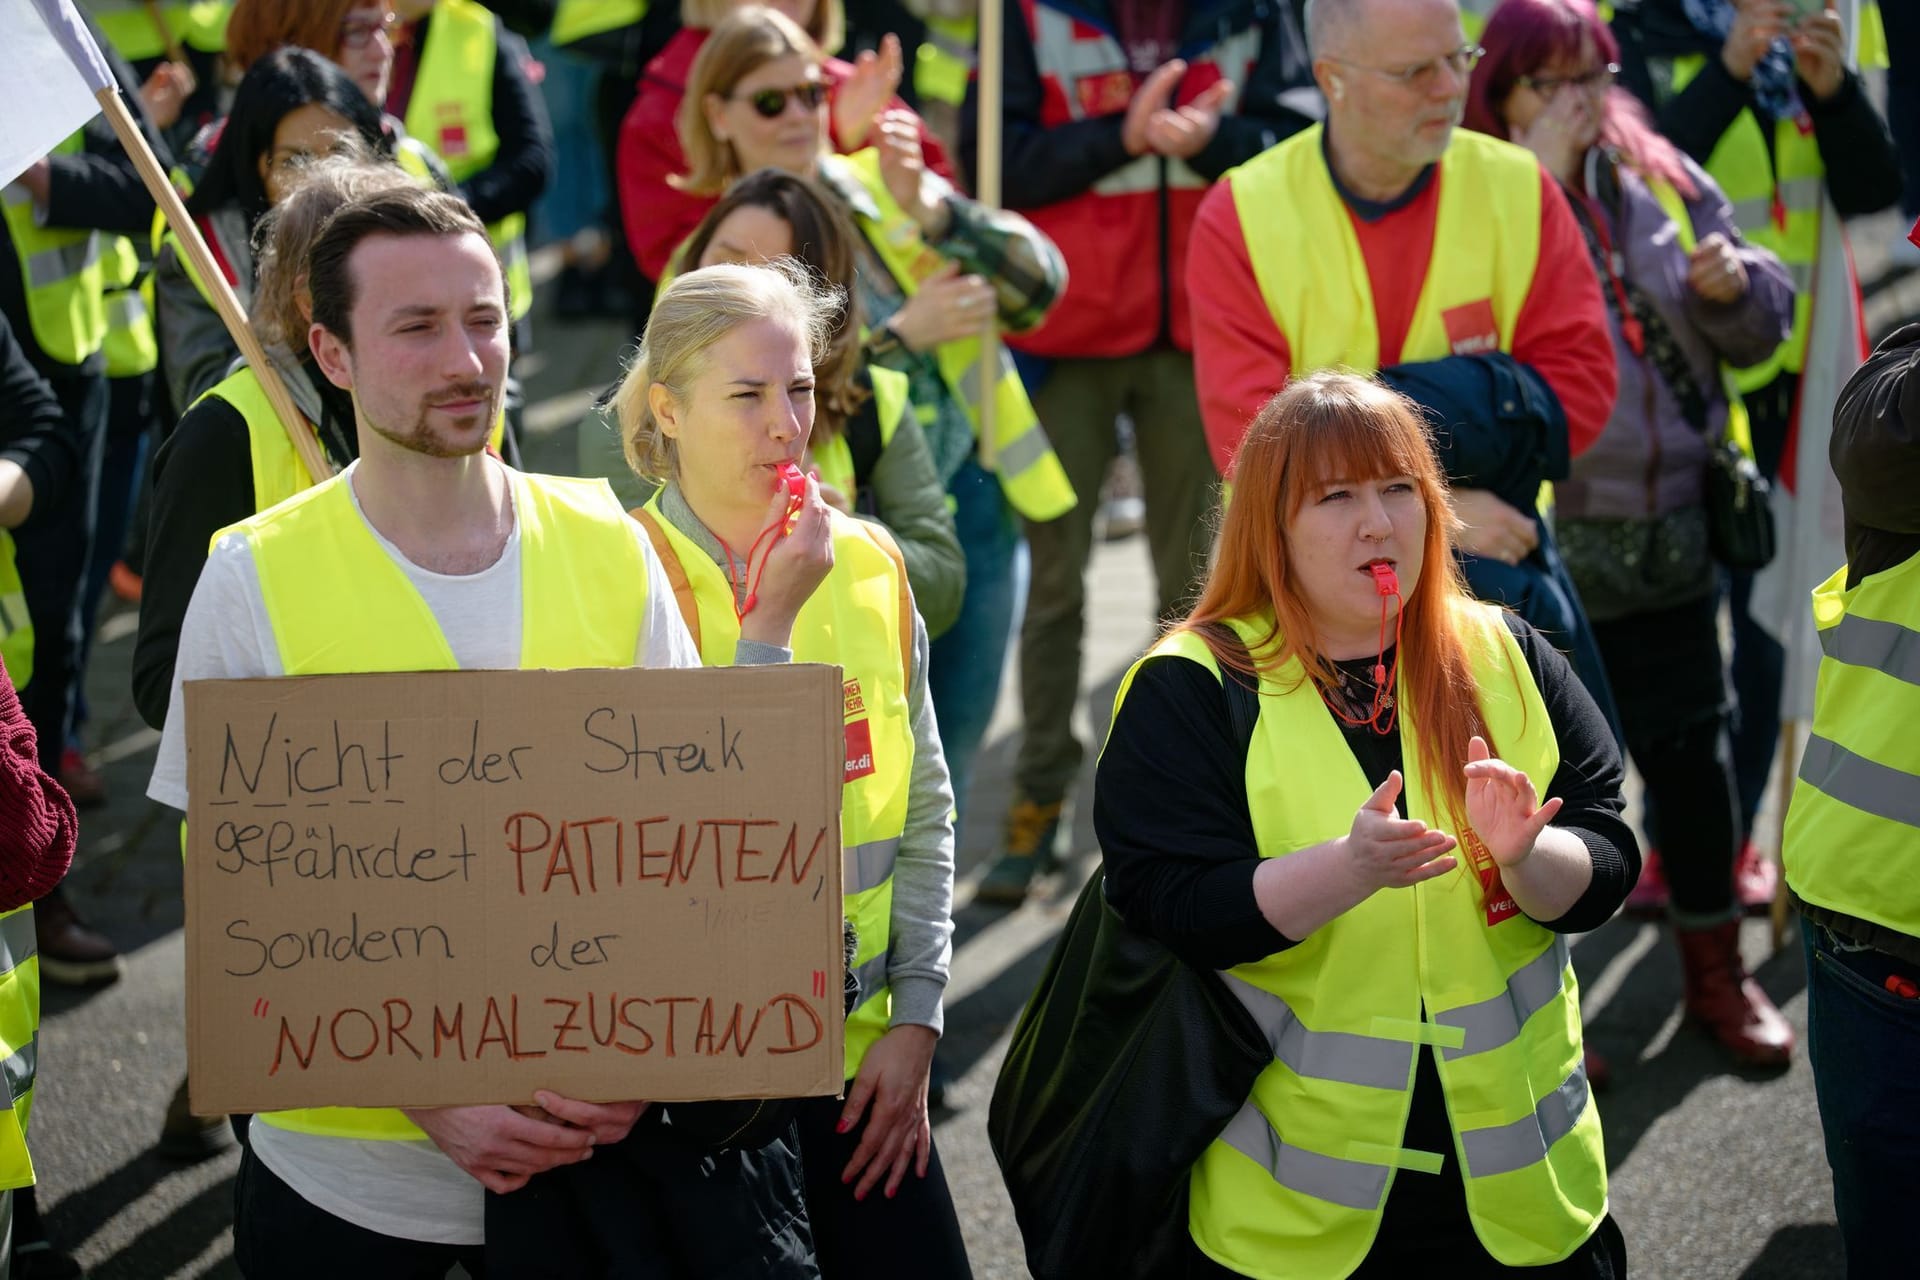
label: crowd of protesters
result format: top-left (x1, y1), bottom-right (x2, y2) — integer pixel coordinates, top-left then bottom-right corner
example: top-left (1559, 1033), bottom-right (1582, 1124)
top-left (0, 0), bottom-right (1913, 1274)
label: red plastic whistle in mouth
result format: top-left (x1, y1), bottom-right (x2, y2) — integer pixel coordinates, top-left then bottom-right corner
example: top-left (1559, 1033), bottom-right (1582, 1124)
top-left (1368, 561), bottom-right (1399, 597)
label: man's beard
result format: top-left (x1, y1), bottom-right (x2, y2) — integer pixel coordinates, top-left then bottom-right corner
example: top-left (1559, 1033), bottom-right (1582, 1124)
top-left (362, 382), bottom-right (499, 458)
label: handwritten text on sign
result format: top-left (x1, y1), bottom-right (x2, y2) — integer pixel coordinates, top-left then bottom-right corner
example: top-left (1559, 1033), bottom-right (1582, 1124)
top-left (184, 666), bottom-right (846, 1115)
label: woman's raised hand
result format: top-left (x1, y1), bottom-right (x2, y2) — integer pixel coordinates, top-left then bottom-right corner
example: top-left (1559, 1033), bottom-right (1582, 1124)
top-left (832, 33), bottom-right (905, 150)
top-left (1345, 771), bottom-right (1458, 891)
top-left (884, 261), bottom-right (996, 352)
top-left (1462, 735), bottom-right (1563, 868)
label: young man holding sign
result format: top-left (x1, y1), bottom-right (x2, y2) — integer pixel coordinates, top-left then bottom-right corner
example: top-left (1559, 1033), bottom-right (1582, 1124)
top-left (146, 186), bottom-right (835, 1271)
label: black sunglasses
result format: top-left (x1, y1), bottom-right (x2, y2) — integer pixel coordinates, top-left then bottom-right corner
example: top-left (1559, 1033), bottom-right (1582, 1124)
top-left (734, 82), bottom-right (827, 119)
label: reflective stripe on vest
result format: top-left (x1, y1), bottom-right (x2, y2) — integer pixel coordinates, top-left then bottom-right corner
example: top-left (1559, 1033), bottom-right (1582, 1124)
top-left (825, 150), bottom-right (1075, 522)
top-left (101, 234), bottom-right (157, 378)
top-left (550, 0), bottom-right (647, 45)
top-left (1784, 554), bottom-right (1920, 936)
top-left (0, 532), bottom-right (34, 691)
top-left (221, 468), bottom-right (650, 1141)
top-left (2, 133), bottom-right (108, 366)
top-left (1119, 605), bottom-right (1604, 1276)
top-left (404, 0), bottom-right (532, 319)
top-left (1667, 54), bottom-right (1823, 388)
top-left (1229, 125), bottom-right (1543, 376)
top-left (634, 498), bottom-right (914, 1079)
top-left (0, 907), bottom-right (39, 1190)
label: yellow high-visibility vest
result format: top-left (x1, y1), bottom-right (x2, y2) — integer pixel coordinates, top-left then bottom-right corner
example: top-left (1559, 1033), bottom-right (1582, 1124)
top-left (811, 365), bottom-right (911, 509)
top-left (216, 467), bottom-right (652, 1140)
top-left (1784, 553), bottom-right (1920, 937)
top-left (100, 234), bottom-right (157, 379)
top-left (914, 14), bottom-right (976, 108)
top-left (1667, 54), bottom-right (1828, 390)
top-left (0, 535), bottom-right (33, 691)
top-left (2, 133), bottom-right (108, 368)
top-left (550, 0), bottom-right (647, 46)
top-left (634, 495), bottom-right (915, 1078)
top-left (1228, 123), bottom-right (1543, 376)
top-left (403, 0), bottom-right (534, 320)
top-left (1114, 603), bottom-right (1605, 1277)
top-left (0, 908), bottom-right (38, 1190)
top-left (823, 149), bottom-right (1076, 523)
top-left (85, 0), bottom-right (228, 60)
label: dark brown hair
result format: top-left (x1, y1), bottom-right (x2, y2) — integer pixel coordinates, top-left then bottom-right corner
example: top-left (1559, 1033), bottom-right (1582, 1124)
top-left (306, 185), bottom-right (494, 346)
top-left (679, 168), bottom-right (868, 436)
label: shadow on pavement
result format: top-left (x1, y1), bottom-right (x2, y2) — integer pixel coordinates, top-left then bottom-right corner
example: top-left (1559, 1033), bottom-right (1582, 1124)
top-left (89, 1170), bottom-right (239, 1280)
top-left (1738, 1222), bottom-right (1843, 1279)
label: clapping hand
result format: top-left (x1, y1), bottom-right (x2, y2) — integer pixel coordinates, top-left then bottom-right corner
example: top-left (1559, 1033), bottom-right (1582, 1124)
top-left (1789, 8), bottom-right (1846, 102)
top-left (1343, 771), bottom-right (1458, 891)
top-left (833, 32), bottom-right (904, 150)
top-left (1462, 736), bottom-right (1563, 868)
top-left (1122, 60), bottom-right (1233, 160)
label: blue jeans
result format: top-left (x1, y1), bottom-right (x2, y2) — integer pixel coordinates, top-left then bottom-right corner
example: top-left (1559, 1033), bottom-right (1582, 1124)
top-left (928, 461), bottom-right (1026, 840)
top-left (1803, 920), bottom-right (1920, 1278)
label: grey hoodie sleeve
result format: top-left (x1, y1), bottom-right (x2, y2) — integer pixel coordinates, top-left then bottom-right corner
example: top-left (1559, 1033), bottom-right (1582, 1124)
top-left (884, 611), bottom-right (956, 1034)
top-left (155, 241), bottom-right (241, 420)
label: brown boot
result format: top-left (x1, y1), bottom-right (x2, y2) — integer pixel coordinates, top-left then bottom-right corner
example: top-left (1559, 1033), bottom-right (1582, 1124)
top-left (1675, 920), bottom-right (1793, 1067)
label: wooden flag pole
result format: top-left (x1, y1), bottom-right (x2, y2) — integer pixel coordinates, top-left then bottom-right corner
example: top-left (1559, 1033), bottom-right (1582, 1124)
top-left (139, 0), bottom-right (188, 69)
top-left (1769, 720), bottom-right (1800, 952)
top-left (90, 87), bottom-right (335, 486)
top-left (973, 0), bottom-right (1003, 467)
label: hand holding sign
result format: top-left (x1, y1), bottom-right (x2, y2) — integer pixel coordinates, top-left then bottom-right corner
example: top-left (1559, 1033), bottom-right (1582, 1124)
top-left (1462, 735), bottom-right (1563, 868)
top-left (404, 1102), bottom-right (596, 1194)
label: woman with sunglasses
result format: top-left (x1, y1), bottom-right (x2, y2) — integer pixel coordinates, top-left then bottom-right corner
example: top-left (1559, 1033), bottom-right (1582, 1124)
top-left (1466, 0), bottom-right (1796, 1068)
top-left (616, 0), bottom-right (950, 288)
top-left (677, 6), bottom-right (1069, 838)
top-left (614, 261), bottom-right (972, 1280)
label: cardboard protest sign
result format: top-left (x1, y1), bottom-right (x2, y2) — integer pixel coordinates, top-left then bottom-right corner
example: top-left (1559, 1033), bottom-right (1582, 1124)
top-left (184, 665), bottom-right (846, 1115)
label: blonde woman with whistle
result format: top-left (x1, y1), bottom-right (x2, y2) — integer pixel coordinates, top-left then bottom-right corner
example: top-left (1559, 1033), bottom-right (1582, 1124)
top-left (1094, 372), bottom-right (1636, 1278)
top-left (614, 261), bottom-right (971, 1280)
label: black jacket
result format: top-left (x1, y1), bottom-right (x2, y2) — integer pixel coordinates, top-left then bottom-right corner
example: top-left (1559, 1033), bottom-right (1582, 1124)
top-left (1832, 322), bottom-right (1920, 589)
top-left (1612, 0), bottom-right (1902, 218)
top-left (0, 313), bottom-right (83, 528)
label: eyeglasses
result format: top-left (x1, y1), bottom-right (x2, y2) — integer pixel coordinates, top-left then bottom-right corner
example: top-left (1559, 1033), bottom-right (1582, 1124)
top-left (1516, 63), bottom-right (1621, 96)
top-left (338, 12), bottom-right (397, 51)
top-left (1326, 44), bottom-right (1484, 92)
top-left (732, 82), bottom-right (827, 119)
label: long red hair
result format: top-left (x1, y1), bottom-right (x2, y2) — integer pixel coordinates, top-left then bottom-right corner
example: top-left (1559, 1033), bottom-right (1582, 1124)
top-left (1464, 0), bottom-right (1698, 201)
top-left (1183, 373), bottom-right (1497, 828)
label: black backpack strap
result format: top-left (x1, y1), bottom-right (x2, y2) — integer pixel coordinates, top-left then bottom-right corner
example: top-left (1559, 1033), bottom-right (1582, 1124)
top-left (1199, 624), bottom-right (1261, 757)
top-left (846, 393), bottom-right (886, 513)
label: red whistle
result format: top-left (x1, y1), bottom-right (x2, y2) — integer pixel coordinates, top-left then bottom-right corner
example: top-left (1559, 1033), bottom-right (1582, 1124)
top-left (1368, 562), bottom-right (1399, 597)
top-left (774, 461), bottom-right (806, 533)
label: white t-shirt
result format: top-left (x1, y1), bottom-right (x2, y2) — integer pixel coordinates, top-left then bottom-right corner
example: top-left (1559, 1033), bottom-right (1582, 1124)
top-left (148, 460), bottom-right (699, 1244)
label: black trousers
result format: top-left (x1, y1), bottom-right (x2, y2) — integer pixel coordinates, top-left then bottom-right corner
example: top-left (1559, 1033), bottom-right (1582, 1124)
top-left (232, 1143), bottom-right (486, 1279)
top-left (1591, 593), bottom-right (1740, 919)
top-left (792, 1093), bottom-right (972, 1280)
top-left (14, 370), bottom-right (105, 771)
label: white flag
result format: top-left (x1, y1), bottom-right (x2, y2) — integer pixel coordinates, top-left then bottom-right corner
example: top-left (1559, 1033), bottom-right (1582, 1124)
top-left (1747, 202), bottom-right (1859, 725)
top-left (0, 0), bottom-right (116, 188)
top-left (1745, 0), bottom-right (1874, 725)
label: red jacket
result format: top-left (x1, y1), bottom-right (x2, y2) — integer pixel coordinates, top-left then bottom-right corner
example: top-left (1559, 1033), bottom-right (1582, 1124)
top-left (616, 28), bottom-right (951, 281)
top-left (1187, 163), bottom-right (1617, 473)
top-left (1000, 1), bottom-right (1266, 359)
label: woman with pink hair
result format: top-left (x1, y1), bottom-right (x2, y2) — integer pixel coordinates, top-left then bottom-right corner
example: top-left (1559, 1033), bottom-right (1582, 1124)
top-left (1468, 0), bottom-right (1797, 1070)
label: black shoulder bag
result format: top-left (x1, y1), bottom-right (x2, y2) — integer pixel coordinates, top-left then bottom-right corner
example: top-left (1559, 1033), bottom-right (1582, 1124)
top-left (987, 635), bottom-right (1271, 1280)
